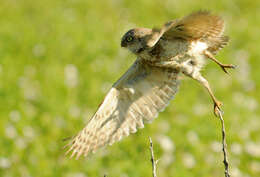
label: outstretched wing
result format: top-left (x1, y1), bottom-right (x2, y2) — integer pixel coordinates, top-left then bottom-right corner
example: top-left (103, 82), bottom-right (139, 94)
top-left (65, 58), bottom-right (180, 159)
top-left (161, 11), bottom-right (229, 54)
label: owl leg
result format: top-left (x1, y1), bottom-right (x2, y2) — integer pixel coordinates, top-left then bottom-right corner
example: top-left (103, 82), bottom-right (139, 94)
top-left (181, 63), bottom-right (222, 116)
top-left (204, 50), bottom-right (236, 74)
top-left (145, 60), bottom-right (181, 69)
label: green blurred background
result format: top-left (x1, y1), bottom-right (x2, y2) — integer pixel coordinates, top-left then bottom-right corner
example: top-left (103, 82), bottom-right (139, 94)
top-left (0, 0), bottom-right (260, 176)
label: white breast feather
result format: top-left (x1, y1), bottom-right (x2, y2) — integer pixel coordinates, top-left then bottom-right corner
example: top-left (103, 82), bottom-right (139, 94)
top-left (190, 41), bottom-right (208, 54)
top-left (188, 41), bottom-right (208, 69)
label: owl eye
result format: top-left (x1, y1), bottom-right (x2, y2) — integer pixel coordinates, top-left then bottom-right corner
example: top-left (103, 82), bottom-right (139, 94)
top-left (126, 36), bottom-right (133, 42)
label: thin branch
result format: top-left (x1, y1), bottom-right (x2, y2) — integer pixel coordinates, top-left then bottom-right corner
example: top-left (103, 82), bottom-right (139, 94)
top-left (149, 137), bottom-right (158, 177)
top-left (217, 109), bottom-right (231, 177)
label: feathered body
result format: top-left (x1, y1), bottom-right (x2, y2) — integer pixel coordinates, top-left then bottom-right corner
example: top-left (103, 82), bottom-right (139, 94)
top-left (65, 11), bottom-right (233, 158)
top-left (135, 11), bottom-right (229, 73)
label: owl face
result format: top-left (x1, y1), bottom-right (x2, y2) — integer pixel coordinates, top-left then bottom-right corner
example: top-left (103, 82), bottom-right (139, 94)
top-left (121, 28), bottom-right (152, 54)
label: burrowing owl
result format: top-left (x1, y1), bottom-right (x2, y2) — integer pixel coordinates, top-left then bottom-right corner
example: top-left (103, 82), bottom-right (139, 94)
top-left (65, 11), bottom-right (234, 159)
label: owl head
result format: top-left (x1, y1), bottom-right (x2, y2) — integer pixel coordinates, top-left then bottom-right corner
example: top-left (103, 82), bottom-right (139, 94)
top-left (121, 28), bottom-right (155, 54)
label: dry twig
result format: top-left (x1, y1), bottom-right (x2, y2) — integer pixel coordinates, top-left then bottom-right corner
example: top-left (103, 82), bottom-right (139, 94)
top-left (217, 109), bottom-right (231, 177)
top-left (149, 137), bottom-right (158, 177)
top-left (105, 111), bottom-right (231, 177)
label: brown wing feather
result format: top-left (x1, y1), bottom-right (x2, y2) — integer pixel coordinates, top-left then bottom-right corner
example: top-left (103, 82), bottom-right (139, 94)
top-left (65, 58), bottom-right (180, 158)
top-left (161, 11), bottom-right (229, 54)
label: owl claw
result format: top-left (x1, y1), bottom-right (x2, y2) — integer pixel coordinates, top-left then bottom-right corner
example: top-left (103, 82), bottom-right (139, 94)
top-left (204, 51), bottom-right (236, 74)
top-left (214, 100), bottom-right (223, 117)
top-left (220, 64), bottom-right (236, 74)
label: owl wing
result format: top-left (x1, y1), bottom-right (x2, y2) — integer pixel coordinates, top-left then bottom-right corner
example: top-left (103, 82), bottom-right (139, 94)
top-left (161, 11), bottom-right (229, 54)
top-left (65, 58), bottom-right (180, 159)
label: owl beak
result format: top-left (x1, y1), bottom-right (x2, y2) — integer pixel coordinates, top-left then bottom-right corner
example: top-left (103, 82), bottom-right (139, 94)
top-left (121, 40), bottom-right (127, 47)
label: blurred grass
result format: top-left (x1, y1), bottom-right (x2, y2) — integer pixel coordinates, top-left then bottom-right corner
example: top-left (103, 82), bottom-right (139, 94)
top-left (0, 0), bottom-right (260, 177)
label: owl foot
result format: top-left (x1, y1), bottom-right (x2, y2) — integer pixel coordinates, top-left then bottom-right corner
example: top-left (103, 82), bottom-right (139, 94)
top-left (204, 50), bottom-right (236, 74)
top-left (214, 100), bottom-right (223, 117)
top-left (219, 63), bottom-right (236, 74)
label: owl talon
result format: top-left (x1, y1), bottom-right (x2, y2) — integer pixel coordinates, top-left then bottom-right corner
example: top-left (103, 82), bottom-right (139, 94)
top-left (220, 64), bottom-right (236, 74)
top-left (214, 100), bottom-right (223, 116)
top-left (204, 51), bottom-right (235, 74)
